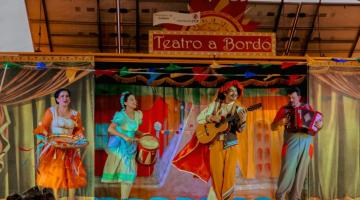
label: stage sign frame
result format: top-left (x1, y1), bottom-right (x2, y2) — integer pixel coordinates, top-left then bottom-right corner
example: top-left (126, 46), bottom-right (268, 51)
top-left (149, 31), bottom-right (276, 56)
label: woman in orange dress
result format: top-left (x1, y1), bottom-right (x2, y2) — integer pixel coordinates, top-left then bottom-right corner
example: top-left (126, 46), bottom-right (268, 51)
top-left (33, 88), bottom-right (87, 200)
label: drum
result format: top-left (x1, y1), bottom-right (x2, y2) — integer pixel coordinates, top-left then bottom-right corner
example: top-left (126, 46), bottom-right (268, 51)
top-left (295, 107), bottom-right (323, 135)
top-left (137, 134), bottom-right (159, 165)
top-left (48, 134), bottom-right (88, 149)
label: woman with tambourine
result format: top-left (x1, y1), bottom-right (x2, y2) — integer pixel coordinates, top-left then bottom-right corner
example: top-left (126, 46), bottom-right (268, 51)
top-left (33, 88), bottom-right (87, 200)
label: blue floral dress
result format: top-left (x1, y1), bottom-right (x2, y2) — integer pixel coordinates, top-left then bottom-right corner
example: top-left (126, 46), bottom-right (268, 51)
top-left (101, 110), bottom-right (142, 184)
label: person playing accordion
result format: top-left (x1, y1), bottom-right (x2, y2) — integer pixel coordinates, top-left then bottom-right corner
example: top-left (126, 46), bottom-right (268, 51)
top-left (271, 87), bottom-right (323, 200)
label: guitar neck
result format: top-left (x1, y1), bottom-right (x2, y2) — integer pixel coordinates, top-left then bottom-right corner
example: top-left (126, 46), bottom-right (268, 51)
top-left (216, 103), bottom-right (263, 124)
top-left (246, 103), bottom-right (262, 112)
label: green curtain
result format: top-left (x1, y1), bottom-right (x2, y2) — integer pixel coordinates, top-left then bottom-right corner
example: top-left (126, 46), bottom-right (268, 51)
top-left (308, 74), bottom-right (360, 199)
top-left (0, 76), bottom-right (94, 198)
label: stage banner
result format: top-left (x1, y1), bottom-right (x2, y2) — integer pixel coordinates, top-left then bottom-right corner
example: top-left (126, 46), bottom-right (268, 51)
top-left (149, 31), bottom-right (276, 56)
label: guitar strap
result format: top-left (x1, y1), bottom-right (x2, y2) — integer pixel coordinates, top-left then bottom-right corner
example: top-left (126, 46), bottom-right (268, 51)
top-left (212, 101), bottom-right (220, 116)
top-left (230, 103), bottom-right (237, 116)
top-left (213, 101), bottom-right (238, 117)
top-left (212, 101), bottom-right (219, 115)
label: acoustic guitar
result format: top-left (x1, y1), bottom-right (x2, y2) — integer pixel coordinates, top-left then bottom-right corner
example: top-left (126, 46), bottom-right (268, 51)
top-left (196, 103), bottom-right (262, 144)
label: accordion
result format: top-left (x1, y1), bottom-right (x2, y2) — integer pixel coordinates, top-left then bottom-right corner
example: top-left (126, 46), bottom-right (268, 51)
top-left (294, 107), bottom-right (323, 135)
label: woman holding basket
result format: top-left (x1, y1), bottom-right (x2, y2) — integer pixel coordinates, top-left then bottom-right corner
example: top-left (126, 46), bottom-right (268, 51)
top-left (34, 88), bottom-right (87, 200)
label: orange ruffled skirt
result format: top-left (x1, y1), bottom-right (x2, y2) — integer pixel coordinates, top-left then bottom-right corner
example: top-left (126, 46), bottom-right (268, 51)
top-left (36, 145), bottom-right (87, 189)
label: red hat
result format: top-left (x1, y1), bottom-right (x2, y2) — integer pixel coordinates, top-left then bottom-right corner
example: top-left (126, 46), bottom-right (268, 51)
top-left (218, 80), bottom-right (244, 96)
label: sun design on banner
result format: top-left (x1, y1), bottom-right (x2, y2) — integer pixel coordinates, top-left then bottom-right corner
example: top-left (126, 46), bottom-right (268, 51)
top-left (164, 0), bottom-right (258, 32)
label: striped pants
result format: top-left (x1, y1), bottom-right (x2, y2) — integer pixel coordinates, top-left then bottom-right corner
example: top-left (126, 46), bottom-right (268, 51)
top-left (276, 132), bottom-right (314, 200)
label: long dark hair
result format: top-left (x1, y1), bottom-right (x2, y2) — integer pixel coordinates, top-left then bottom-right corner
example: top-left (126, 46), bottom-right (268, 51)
top-left (54, 88), bottom-right (71, 104)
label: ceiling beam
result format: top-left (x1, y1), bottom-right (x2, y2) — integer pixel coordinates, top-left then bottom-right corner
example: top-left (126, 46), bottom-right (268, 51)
top-left (302, 1), bottom-right (321, 56)
top-left (249, 0), bottom-right (360, 4)
top-left (284, 3), bottom-right (302, 55)
top-left (280, 49), bottom-right (360, 53)
top-left (348, 28), bottom-right (360, 57)
top-left (41, 0), bottom-right (53, 52)
top-left (135, 0), bottom-right (140, 52)
top-left (272, 0), bottom-right (284, 33)
top-left (28, 20), bottom-right (360, 31)
top-left (116, 0), bottom-right (121, 53)
top-left (37, 43), bottom-right (139, 50)
top-left (7, 52), bottom-right (358, 65)
top-left (51, 33), bottom-right (98, 37)
top-left (309, 39), bottom-right (354, 43)
top-left (28, 19), bottom-right (155, 28)
top-left (96, 0), bottom-right (103, 52)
